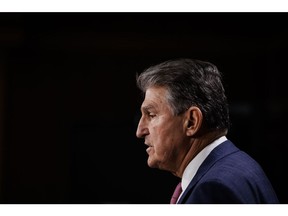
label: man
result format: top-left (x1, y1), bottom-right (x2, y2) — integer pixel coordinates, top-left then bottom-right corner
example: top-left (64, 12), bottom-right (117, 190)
top-left (135, 58), bottom-right (279, 204)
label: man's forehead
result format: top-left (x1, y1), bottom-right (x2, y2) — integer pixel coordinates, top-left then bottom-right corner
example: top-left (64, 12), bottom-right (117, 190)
top-left (145, 86), bottom-right (167, 99)
top-left (141, 87), bottom-right (170, 111)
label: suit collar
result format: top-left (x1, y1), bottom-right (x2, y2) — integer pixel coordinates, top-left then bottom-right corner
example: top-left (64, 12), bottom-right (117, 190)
top-left (177, 140), bottom-right (239, 203)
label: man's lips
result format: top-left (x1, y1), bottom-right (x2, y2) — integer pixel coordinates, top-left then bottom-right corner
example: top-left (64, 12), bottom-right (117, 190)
top-left (145, 143), bottom-right (153, 153)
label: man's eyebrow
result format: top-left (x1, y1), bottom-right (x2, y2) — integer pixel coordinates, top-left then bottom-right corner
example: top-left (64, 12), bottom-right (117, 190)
top-left (141, 104), bottom-right (155, 112)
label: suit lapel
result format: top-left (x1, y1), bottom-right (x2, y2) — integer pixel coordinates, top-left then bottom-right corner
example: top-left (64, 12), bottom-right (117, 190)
top-left (177, 140), bottom-right (240, 203)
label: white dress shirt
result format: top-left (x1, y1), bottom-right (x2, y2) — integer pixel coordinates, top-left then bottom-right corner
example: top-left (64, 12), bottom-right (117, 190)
top-left (177, 136), bottom-right (227, 203)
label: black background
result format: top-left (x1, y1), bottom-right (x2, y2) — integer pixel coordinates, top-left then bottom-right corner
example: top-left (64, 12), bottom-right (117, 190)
top-left (0, 12), bottom-right (287, 204)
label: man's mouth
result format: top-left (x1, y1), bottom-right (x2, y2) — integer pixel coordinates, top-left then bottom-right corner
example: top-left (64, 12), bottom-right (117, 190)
top-left (145, 143), bottom-right (152, 147)
top-left (145, 143), bottom-right (153, 153)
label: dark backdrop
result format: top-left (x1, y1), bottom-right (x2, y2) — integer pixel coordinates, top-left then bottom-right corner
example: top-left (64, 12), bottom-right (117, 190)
top-left (0, 12), bottom-right (287, 204)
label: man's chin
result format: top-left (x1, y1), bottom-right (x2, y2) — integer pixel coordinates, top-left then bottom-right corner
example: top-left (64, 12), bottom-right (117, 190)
top-left (147, 159), bottom-right (158, 169)
top-left (147, 159), bottom-right (165, 170)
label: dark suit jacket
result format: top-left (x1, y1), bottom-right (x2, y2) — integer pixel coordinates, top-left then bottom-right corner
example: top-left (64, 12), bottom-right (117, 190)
top-left (177, 140), bottom-right (279, 204)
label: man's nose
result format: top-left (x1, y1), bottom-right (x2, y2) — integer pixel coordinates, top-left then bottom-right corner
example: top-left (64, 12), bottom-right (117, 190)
top-left (136, 117), bottom-right (148, 138)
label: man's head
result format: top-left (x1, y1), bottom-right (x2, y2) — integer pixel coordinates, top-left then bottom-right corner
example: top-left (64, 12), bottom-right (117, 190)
top-left (136, 58), bottom-right (230, 176)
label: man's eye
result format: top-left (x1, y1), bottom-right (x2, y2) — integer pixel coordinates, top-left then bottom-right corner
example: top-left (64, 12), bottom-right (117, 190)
top-left (148, 113), bottom-right (156, 118)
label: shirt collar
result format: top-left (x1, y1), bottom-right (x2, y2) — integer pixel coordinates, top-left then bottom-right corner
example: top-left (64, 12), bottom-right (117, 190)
top-left (181, 136), bottom-right (227, 192)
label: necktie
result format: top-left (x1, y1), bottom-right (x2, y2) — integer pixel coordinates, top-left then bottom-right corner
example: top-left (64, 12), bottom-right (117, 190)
top-left (170, 182), bottom-right (182, 204)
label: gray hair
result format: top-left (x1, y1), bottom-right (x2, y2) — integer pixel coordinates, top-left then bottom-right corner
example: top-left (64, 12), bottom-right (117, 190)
top-left (136, 58), bottom-right (230, 130)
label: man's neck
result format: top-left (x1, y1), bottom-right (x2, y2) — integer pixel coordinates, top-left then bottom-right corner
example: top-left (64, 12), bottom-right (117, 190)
top-left (173, 129), bottom-right (227, 178)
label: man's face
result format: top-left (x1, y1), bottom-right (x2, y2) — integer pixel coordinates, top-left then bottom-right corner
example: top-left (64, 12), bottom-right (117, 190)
top-left (136, 86), bottom-right (189, 173)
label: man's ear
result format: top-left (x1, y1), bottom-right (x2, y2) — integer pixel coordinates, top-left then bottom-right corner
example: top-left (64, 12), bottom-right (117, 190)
top-left (185, 106), bottom-right (203, 137)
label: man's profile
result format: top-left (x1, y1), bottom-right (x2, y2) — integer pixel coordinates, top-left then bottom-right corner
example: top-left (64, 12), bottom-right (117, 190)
top-left (135, 58), bottom-right (279, 204)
